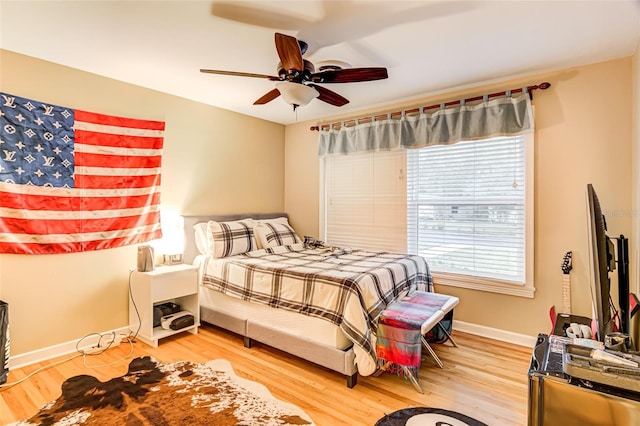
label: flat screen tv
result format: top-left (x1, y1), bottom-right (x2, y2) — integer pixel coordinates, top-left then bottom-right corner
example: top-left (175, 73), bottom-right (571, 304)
top-left (585, 184), bottom-right (629, 341)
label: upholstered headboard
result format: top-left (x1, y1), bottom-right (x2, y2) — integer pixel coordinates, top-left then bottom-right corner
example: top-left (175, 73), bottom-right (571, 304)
top-left (181, 213), bottom-right (288, 264)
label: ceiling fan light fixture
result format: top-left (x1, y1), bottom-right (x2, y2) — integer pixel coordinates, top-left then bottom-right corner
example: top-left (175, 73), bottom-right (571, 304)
top-left (276, 82), bottom-right (319, 109)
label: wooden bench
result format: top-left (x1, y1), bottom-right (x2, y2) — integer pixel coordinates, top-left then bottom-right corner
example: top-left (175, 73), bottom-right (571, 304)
top-left (376, 291), bottom-right (459, 393)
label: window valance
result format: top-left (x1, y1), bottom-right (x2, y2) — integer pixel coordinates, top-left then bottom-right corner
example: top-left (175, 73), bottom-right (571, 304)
top-left (318, 93), bottom-right (534, 156)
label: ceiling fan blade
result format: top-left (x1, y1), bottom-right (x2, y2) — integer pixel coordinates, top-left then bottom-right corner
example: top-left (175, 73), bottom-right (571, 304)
top-left (309, 84), bottom-right (349, 107)
top-left (200, 69), bottom-right (280, 80)
top-left (311, 67), bottom-right (388, 84)
top-left (253, 88), bottom-right (281, 105)
top-left (275, 33), bottom-right (303, 72)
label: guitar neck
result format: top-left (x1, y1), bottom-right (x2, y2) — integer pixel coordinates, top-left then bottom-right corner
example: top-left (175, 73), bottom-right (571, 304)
top-left (562, 274), bottom-right (571, 314)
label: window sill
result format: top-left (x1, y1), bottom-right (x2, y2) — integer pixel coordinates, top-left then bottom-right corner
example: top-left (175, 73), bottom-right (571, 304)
top-left (432, 272), bottom-right (535, 298)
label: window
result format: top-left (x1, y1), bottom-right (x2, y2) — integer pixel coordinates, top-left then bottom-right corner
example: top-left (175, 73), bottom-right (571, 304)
top-left (407, 135), bottom-right (534, 296)
top-left (321, 134), bottom-right (534, 297)
top-left (322, 150), bottom-right (406, 253)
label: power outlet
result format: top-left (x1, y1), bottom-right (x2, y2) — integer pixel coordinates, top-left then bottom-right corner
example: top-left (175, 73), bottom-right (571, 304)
top-left (83, 334), bottom-right (122, 354)
top-left (84, 346), bottom-right (105, 354)
top-left (104, 334), bottom-right (121, 348)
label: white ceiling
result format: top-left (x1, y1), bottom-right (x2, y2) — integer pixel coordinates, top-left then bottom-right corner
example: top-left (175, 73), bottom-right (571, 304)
top-left (1, 1), bottom-right (639, 125)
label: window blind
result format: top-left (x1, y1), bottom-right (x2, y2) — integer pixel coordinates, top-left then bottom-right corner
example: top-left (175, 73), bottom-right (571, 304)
top-left (323, 150), bottom-right (407, 253)
top-left (407, 136), bottom-right (526, 283)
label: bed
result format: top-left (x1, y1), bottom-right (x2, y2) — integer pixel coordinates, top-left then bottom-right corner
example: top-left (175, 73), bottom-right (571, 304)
top-left (182, 213), bottom-right (433, 388)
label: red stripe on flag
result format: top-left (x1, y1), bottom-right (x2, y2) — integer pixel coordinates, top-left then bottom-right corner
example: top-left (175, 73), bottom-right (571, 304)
top-left (85, 229), bottom-right (164, 252)
top-left (0, 190), bottom-right (161, 211)
top-left (75, 152), bottom-right (162, 169)
top-left (0, 229), bottom-right (163, 255)
top-left (0, 212), bottom-right (161, 235)
top-left (75, 129), bottom-right (164, 149)
top-left (75, 174), bottom-right (161, 190)
top-left (75, 110), bottom-right (165, 131)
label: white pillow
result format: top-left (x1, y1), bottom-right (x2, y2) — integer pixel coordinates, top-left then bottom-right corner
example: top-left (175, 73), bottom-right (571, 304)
top-left (207, 219), bottom-right (257, 257)
top-left (193, 222), bottom-right (210, 255)
top-left (254, 221), bottom-right (301, 249)
top-left (256, 217), bottom-right (289, 225)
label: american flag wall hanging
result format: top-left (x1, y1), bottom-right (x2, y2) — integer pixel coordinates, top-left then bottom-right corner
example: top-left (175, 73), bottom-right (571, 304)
top-left (0, 92), bottom-right (164, 254)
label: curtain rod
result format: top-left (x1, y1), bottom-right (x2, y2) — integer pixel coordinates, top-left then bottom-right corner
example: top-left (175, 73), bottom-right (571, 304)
top-left (310, 81), bottom-right (551, 131)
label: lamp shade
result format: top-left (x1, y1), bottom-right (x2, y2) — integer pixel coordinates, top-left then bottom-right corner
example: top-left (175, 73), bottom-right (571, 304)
top-left (276, 82), bottom-right (319, 108)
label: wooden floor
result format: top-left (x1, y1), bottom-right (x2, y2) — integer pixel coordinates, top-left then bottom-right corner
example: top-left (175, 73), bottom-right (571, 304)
top-left (0, 323), bottom-right (533, 425)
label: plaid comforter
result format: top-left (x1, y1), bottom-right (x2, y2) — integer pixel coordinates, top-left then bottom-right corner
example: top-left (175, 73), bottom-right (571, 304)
top-left (201, 243), bottom-right (432, 375)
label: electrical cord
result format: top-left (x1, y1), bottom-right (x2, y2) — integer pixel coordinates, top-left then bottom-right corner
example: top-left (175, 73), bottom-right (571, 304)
top-left (1, 268), bottom-right (142, 390)
top-left (1, 331), bottom-right (137, 390)
top-left (76, 331), bottom-right (118, 356)
top-left (128, 267), bottom-right (142, 340)
top-left (0, 352), bottom-right (83, 390)
top-left (81, 334), bottom-right (135, 369)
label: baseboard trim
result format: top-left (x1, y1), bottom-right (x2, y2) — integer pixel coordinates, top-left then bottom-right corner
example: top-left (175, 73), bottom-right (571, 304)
top-left (9, 326), bottom-right (130, 370)
top-left (453, 320), bottom-right (538, 348)
top-left (9, 322), bottom-right (535, 369)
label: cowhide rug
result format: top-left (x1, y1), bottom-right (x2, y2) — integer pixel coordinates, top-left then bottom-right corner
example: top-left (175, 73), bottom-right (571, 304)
top-left (13, 356), bottom-right (313, 425)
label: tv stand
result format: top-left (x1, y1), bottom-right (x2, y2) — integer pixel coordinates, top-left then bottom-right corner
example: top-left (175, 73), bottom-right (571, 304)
top-left (528, 334), bottom-right (640, 426)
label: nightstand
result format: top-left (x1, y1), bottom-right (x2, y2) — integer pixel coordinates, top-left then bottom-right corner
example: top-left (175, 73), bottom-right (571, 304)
top-left (129, 263), bottom-right (200, 348)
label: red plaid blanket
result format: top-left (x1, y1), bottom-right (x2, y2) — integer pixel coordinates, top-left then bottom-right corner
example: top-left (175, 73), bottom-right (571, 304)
top-left (376, 300), bottom-right (441, 377)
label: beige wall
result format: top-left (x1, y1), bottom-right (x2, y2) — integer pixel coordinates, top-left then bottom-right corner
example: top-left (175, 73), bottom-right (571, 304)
top-left (285, 58), bottom-right (634, 338)
top-left (284, 123), bottom-right (320, 238)
top-left (0, 50), bottom-right (285, 355)
top-left (631, 42), bottom-right (640, 344)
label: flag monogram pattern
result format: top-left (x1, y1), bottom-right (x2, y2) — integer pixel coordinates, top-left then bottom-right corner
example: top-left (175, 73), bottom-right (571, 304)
top-left (0, 92), bottom-right (164, 254)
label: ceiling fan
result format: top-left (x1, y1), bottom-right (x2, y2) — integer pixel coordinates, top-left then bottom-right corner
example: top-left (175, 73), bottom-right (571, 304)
top-left (200, 32), bottom-right (388, 110)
